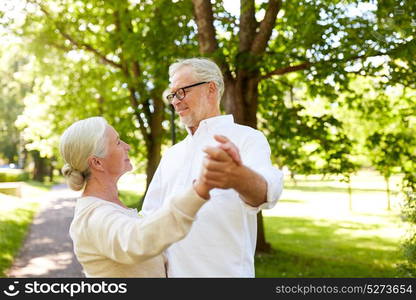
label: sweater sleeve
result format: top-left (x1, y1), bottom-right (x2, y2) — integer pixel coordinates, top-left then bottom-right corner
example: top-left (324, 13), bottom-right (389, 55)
top-left (84, 187), bottom-right (207, 265)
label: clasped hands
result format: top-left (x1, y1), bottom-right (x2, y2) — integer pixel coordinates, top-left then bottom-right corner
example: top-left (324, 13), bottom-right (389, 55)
top-left (194, 135), bottom-right (242, 199)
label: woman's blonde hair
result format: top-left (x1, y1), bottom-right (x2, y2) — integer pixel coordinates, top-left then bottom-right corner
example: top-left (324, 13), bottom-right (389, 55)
top-left (59, 117), bottom-right (108, 191)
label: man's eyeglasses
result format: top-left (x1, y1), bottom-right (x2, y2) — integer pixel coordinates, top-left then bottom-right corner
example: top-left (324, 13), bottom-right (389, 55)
top-left (166, 81), bottom-right (208, 103)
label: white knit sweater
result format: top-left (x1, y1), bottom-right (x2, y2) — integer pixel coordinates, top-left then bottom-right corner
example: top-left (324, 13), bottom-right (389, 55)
top-left (69, 187), bottom-right (207, 277)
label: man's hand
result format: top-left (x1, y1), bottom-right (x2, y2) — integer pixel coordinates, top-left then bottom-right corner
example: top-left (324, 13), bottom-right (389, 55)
top-left (201, 135), bottom-right (268, 207)
top-left (194, 135), bottom-right (242, 198)
top-left (214, 135), bottom-right (242, 166)
top-left (201, 145), bottom-right (240, 189)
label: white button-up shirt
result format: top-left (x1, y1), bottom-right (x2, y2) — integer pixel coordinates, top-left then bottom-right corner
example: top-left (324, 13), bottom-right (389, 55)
top-left (142, 115), bottom-right (283, 277)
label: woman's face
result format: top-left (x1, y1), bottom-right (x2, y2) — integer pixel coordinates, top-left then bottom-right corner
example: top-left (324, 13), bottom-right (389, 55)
top-left (101, 125), bottom-right (132, 177)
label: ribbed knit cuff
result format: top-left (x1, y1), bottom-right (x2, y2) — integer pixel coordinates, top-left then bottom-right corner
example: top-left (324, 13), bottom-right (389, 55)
top-left (171, 187), bottom-right (208, 218)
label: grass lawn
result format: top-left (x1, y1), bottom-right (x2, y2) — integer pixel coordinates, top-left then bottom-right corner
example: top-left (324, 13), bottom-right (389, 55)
top-left (256, 171), bottom-right (408, 277)
top-left (0, 181), bottom-right (55, 277)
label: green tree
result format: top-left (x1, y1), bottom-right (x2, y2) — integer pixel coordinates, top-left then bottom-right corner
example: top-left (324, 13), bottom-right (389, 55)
top-left (0, 42), bottom-right (30, 165)
top-left (401, 171), bottom-right (416, 277)
top-left (336, 75), bottom-right (416, 272)
top-left (18, 0), bottom-right (198, 187)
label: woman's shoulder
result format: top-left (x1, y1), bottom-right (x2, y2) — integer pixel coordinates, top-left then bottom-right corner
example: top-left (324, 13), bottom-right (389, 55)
top-left (71, 197), bottom-right (140, 238)
top-left (76, 196), bottom-right (109, 211)
top-left (75, 196), bottom-right (137, 217)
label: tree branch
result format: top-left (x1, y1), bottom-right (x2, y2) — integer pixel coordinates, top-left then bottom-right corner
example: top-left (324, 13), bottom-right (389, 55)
top-left (36, 3), bottom-right (122, 70)
top-left (261, 45), bottom-right (411, 80)
top-left (261, 62), bottom-right (311, 79)
top-left (128, 87), bottom-right (151, 145)
top-left (192, 0), bottom-right (218, 55)
top-left (192, 0), bottom-right (233, 80)
top-left (112, 4), bottom-right (152, 146)
top-left (239, 0), bottom-right (257, 52)
top-left (250, 0), bottom-right (282, 55)
top-left (58, 30), bottom-right (122, 69)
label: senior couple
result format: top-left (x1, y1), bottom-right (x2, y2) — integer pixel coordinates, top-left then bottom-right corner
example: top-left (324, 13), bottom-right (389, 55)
top-left (60, 58), bottom-right (283, 278)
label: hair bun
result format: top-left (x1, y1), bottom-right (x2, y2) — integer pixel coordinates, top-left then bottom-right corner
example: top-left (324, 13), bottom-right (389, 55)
top-left (62, 164), bottom-right (73, 177)
top-left (61, 164), bottom-right (85, 191)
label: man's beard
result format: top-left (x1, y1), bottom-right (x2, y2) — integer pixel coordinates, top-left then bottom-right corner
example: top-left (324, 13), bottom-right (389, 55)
top-left (179, 114), bottom-right (195, 127)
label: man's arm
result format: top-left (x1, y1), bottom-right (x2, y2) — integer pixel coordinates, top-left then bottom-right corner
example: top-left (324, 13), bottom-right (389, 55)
top-left (230, 165), bottom-right (268, 207)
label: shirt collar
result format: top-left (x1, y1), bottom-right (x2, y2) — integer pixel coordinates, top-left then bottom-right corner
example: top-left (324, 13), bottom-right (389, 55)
top-left (186, 114), bottom-right (234, 136)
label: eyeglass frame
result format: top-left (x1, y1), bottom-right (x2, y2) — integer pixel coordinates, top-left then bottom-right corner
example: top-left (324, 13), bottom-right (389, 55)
top-left (166, 81), bottom-right (208, 103)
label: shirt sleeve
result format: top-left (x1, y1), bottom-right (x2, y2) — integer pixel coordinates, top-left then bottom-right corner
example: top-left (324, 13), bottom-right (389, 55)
top-left (85, 187), bottom-right (208, 265)
top-left (239, 129), bottom-right (284, 213)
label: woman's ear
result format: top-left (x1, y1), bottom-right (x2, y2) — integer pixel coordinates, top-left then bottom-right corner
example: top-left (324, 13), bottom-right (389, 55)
top-left (88, 156), bottom-right (104, 172)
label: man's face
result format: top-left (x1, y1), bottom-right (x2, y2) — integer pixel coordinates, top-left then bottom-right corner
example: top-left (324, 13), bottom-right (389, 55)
top-left (169, 67), bottom-right (215, 131)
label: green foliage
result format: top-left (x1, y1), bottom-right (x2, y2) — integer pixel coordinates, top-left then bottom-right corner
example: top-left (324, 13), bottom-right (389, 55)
top-left (402, 174), bottom-right (416, 224)
top-left (119, 190), bottom-right (144, 210)
top-left (338, 77), bottom-right (416, 273)
top-left (400, 172), bottom-right (416, 277)
top-left (259, 78), bottom-right (358, 178)
top-left (14, 0), bottom-right (199, 177)
top-left (366, 132), bottom-right (413, 178)
top-left (0, 42), bottom-right (31, 164)
top-left (0, 169), bottom-right (29, 182)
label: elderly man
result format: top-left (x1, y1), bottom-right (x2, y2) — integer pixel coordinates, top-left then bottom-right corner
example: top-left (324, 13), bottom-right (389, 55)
top-left (142, 58), bottom-right (283, 277)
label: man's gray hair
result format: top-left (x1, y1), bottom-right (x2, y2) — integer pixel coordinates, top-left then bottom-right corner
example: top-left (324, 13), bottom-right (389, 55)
top-left (169, 58), bottom-right (224, 101)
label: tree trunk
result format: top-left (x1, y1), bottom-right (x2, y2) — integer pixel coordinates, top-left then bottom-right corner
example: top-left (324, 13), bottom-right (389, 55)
top-left (49, 163), bottom-right (54, 182)
top-left (31, 150), bottom-right (47, 182)
top-left (385, 176), bottom-right (391, 211)
top-left (348, 179), bottom-right (353, 211)
top-left (223, 72), bottom-right (259, 127)
top-left (256, 211), bottom-right (271, 254)
top-left (145, 138), bottom-right (161, 190)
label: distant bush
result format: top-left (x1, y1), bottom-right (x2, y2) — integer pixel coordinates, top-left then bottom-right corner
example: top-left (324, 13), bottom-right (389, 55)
top-left (0, 169), bottom-right (30, 182)
top-left (400, 172), bottom-right (416, 277)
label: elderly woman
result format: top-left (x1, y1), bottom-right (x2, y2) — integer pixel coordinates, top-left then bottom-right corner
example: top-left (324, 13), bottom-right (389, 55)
top-left (60, 117), bottom-right (239, 277)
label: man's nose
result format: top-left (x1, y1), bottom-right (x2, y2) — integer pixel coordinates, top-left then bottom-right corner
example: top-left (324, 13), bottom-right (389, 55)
top-left (171, 96), bottom-right (181, 107)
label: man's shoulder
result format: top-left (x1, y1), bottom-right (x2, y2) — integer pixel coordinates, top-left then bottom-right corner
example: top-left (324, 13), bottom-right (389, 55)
top-left (162, 138), bottom-right (188, 156)
top-left (230, 123), bottom-right (265, 140)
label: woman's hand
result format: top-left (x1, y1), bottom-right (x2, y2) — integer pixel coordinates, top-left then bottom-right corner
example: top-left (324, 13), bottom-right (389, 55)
top-left (193, 178), bottom-right (212, 200)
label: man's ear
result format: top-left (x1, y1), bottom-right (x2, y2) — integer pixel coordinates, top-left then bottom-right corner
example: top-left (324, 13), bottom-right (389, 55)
top-left (208, 82), bottom-right (218, 102)
top-left (88, 156), bottom-right (104, 172)
top-left (208, 82), bottom-right (217, 95)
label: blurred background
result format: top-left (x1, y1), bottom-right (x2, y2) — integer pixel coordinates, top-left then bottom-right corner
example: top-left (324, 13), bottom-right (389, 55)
top-left (0, 0), bottom-right (415, 278)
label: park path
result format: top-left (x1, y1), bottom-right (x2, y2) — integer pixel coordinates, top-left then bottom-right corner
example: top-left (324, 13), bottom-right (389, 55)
top-left (7, 184), bottom-right (84, 278)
